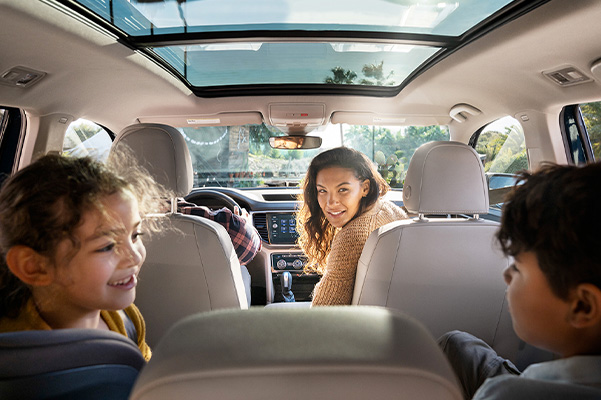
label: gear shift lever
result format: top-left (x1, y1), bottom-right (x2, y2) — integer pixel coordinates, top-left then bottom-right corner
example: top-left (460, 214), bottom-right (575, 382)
top-left (279, 271), bottom-right (295, 302)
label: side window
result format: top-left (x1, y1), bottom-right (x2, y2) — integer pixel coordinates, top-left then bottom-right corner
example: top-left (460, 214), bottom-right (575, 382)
top-left (472, 116), bottom-right (528, 191)
top-left (0, 107), bottom-right (25, 185)
top-left (577, 101), bottom-right (601, 161)
top-left (62, 118), bottom-right (113, 162)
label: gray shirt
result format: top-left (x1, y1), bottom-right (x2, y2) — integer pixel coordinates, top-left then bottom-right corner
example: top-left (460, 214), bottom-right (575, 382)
top-left (474, 356), bottom-right (601, 399)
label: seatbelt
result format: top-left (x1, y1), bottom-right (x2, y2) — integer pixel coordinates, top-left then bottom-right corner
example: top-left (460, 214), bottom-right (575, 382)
top-left (118, 310), bottom-right (138, 343)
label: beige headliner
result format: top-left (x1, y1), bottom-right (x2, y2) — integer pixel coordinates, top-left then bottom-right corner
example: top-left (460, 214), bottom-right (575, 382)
top-left (1, 0), bottom-right (601, 163)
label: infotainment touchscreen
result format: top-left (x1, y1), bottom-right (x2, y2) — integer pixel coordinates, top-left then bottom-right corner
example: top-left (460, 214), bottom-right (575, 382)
top-left (267, 213), bottom-right (298, 244)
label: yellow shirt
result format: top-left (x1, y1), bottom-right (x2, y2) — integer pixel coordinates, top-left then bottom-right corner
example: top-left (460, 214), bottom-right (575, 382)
top-left (0, 299), bottom-right (151, 361)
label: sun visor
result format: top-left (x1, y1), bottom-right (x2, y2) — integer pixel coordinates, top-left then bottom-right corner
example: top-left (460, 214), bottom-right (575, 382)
top-left (138, 112), bottom-right (263, 127)
top-left (331, 112), bottom-right (450, 126)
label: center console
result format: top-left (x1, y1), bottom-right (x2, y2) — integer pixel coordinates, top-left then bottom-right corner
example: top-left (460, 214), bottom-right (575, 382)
top-left (252, 211), bottom-right (319, 303)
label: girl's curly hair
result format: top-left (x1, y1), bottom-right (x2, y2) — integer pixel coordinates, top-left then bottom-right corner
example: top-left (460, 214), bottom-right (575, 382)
top-left (0, 150), bottom-right (172, 317)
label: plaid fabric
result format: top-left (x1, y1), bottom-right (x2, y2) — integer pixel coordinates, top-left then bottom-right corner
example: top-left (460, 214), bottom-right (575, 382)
top-left (178, 201), bottom-right (261, 265)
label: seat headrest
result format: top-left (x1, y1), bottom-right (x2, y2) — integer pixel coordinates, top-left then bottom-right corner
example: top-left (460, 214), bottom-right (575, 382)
top-left (112, 123), bottom-right (193, 196)
top-left (130, 307), bottom-right (462, 400)
top-left (403, 141), bottom-right (488, 215)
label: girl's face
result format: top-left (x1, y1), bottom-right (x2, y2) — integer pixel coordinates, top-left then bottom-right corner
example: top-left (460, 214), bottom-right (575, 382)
top-left (316, 167), bottom-right (370, 228)
top-left (51, 190), bottom-right (146, 320)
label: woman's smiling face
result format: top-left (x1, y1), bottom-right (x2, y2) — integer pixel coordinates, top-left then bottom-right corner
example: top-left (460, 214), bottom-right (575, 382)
top-left (316, 167), bottom-right (370, 228)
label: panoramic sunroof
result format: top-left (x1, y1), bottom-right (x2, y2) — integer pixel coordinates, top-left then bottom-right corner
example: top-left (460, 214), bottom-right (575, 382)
top-left (66, 0), bottom-right (536, 95)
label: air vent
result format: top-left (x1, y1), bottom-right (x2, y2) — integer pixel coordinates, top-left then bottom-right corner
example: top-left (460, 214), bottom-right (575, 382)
top-left (262, 194), bottom-right (298, 201)
top-left (543, 67), bottom-right (591, 87)
top-left (252, 213), bottom-right (269, 242)
top-left (0, 66), bottom-right (46, 88)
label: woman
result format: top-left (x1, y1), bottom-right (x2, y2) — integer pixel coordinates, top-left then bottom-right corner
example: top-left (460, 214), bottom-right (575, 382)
top-left (297, 147), bottom-right (408, 305)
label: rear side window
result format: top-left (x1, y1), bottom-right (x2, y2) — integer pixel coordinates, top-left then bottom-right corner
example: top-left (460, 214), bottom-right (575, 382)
top-left (62, 118), bottom-right (113, 162)
top-left (471, 116), bottom-right (527, 190)
top-left (469, 116), bottom-right (527, 212)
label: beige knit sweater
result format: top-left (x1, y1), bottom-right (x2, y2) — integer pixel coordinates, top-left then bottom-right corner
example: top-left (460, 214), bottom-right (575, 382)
top-left (311, 199), bottom-right (408, 306)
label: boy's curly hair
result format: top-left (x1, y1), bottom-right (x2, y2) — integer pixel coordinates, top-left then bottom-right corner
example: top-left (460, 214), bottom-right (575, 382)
top-left (497, 162), bottom-right (601, 299)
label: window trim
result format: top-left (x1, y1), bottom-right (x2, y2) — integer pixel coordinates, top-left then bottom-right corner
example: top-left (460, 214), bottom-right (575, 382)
top-left (468, 124), bottom-right (486, 148)
top-left (560, 104), bottom-right (594, 164)
top-left (0, 107), bottom-right (26, 183)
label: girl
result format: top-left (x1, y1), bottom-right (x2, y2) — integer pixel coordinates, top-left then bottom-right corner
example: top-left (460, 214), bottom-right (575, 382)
top-left (297, 147), bottom-right (408, 306)
top-left (0, 153), bottom-right (168, 361)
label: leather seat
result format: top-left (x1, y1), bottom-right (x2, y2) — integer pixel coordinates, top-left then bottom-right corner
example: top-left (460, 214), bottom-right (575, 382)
top-left (352, 141), bottom-right (521, 361)
top-left (0, 329), bottom-right (145, 400)
top-left (111, 123), bottom-right (249, 348)
top-left (129, 306), bottom-right (462, 400)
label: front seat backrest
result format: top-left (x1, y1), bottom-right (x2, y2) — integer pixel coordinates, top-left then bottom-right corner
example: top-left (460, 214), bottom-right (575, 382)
top-left (130, 306), bottom-right (462, 400)
top-left (353, 141), bottom-right (519, 361)
top-left (0, 329), bottom-right (145, 400)
top-left (112, 123), bottom-right (248, 348)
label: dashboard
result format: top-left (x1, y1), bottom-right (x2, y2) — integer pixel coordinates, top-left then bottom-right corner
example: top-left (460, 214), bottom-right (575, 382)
top-left (185, 186), bottom-right (405, 305)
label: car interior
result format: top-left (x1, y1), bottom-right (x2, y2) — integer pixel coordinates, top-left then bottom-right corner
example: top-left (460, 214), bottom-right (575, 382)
top-left (1, 0), bottom-right (601, 398)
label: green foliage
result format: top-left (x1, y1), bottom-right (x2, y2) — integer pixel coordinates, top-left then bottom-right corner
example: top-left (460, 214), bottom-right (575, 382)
top-left (345, 124), bottom-right (450, 188)
top-left (324, 67), bottom-right (357, 84)
top-left (249, 124), bottom-right (277, 155)
top-left (475, 122), bottom-right (527, 174)
top-left (360, 61), bottom-right (394, 86)
top-left (581, 102), bottom-right (601, 159)
top-left (324, 61), bottom-right (394, 86)
top-left (268, 148), bottom-right (283, 159)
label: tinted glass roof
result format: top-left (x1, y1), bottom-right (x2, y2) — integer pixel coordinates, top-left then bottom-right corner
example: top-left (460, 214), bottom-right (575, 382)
top-left (65, 0), bottom-right (543, 95)
top-left (74, 0), bottom-right (513, 36)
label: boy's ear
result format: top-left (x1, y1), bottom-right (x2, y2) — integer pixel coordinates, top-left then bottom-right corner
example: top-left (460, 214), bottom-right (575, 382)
top-left (568, 283), bottom-right (601, 328)
top-left (5, 246), bottom-right (54, 286)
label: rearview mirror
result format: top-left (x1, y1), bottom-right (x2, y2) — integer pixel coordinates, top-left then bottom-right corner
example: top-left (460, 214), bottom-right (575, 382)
top-left (269, 136), bottom-right (322, 150)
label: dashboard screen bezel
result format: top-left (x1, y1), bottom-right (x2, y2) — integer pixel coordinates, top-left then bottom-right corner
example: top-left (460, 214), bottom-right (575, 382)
top-left (267, 212), bottom-right (299, 244)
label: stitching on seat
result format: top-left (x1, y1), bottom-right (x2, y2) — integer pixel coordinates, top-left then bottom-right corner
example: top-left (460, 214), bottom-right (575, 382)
top-left (384, 227), bottom-right (404, 307)
top-left (191, 219), bottom-right (212, 307)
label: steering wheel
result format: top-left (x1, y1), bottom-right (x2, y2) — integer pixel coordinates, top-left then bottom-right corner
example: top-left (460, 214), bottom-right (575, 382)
top-left (184, 189), bottom-right (241, 213)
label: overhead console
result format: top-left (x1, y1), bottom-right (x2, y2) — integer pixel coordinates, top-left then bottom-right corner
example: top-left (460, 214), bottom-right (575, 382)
top-left (268, 103), bottom-right (326, 133)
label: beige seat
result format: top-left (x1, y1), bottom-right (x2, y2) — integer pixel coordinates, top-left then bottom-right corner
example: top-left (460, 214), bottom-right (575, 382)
top-left (111, 123), bottom-right (249, 347)
top-left (352, 141), bottom-right (521, 361)
top-left (130, 306), bottom-right (462, 400)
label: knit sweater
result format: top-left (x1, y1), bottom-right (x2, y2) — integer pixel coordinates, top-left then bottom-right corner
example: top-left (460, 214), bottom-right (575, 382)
top-left (311, 199), bottom-right (408, 306)
top-left (0, 299), bottom-right (152, 361)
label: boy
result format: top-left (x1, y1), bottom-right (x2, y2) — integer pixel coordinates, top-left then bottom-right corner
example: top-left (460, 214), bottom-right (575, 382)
top-left (440, 162), bottom-right (601, 399)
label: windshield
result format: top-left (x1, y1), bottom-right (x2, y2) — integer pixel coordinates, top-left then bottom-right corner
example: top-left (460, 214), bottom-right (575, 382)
top-left (179, 123), bottom-right (449, 189)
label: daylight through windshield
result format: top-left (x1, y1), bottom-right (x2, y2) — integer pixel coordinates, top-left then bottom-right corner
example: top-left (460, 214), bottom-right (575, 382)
top-left (180, 124), bottom-right (450, 188)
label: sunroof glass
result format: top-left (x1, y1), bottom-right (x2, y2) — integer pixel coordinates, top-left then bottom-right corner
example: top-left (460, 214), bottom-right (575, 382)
top-left (69, 0), bottom-right (518, 90)
top-left (151, 42), bottom-right (440, 87)
top-left (74, 0), bottom-right (515, 37)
